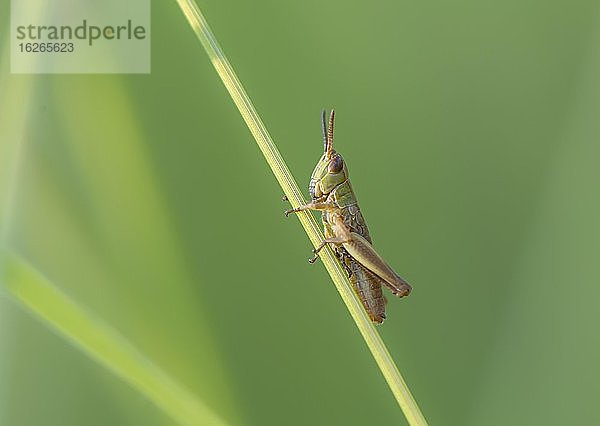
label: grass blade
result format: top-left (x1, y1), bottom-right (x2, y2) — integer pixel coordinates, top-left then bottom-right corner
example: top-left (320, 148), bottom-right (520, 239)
top-left (0, 252), bottom-right (229, 426)
top-left (174, 1), bottom-right (428, 424)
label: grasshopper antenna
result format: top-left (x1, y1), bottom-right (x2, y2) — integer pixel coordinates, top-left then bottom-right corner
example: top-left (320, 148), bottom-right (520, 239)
top-left (326, 109), bottom-right (335, 158)
top-left (321, 109), bottom-right (328, 154)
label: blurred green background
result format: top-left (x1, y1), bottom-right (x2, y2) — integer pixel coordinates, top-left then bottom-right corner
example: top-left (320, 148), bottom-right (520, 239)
top-left (1, 0), bottom-right (600, 425)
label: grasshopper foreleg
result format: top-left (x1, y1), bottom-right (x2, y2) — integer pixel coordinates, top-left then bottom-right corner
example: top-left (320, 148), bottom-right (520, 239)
top-left (284, 201), bottom-right (349, 263)
top-left (284, 201), bottom-right (335, 217)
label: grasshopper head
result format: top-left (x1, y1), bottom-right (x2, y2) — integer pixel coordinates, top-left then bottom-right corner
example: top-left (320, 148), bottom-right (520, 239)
top-left (309, 109), bottom-right (349, 199)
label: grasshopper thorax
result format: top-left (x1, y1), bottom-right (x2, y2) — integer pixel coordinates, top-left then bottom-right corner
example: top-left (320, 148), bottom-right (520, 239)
top-left (309, 109), bottom-right (349, 200)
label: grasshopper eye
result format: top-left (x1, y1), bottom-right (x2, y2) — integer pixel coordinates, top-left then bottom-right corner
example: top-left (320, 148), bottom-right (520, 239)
top-left (328, 155), bottom-right (344, 173)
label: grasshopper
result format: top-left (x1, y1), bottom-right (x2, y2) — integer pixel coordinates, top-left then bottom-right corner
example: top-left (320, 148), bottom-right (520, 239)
top-left (285, 109), bottom-right (411, 323)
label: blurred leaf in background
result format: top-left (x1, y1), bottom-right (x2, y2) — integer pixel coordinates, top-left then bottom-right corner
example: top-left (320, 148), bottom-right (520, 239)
top-left (1, 0), bottom-right (600, 425)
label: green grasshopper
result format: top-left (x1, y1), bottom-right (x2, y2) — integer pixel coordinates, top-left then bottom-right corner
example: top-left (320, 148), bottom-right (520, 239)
top-left (285, 109), bottom-right (411, 323)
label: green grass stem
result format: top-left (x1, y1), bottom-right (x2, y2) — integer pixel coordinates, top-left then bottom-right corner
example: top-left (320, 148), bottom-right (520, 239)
top-left (174, 1), bottom-right (428, 424)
